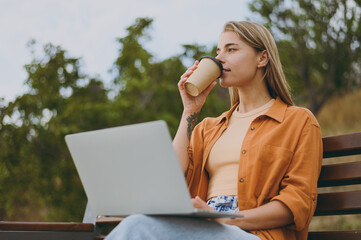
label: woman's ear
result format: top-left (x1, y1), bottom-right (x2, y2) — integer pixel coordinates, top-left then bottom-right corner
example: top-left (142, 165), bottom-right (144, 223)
top-left (257, 50), bottom-right (269, 68)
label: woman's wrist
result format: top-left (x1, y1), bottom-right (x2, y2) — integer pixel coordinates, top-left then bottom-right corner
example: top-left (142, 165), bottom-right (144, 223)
top-left (183, 108), bottom-right (200, 115)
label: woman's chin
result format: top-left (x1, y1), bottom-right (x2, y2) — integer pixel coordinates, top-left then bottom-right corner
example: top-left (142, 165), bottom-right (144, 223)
top-left (219, 79), bottom-right (232, 88)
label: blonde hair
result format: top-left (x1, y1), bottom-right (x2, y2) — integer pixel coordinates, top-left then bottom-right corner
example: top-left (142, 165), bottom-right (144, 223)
top-left (223, 21), bottom-right (293, 106)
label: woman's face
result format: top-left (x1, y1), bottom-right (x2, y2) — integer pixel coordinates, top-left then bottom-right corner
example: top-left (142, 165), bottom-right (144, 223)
top-left (216, 31), bottom-right (263, 88)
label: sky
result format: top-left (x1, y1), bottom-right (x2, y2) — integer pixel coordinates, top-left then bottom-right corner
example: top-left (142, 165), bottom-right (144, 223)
top-left (0, 0), bottom-right (252, 103)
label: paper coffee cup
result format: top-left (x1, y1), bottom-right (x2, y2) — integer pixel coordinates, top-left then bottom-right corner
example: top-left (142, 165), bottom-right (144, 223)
top-left (184, 56), bottom-right (223, 96)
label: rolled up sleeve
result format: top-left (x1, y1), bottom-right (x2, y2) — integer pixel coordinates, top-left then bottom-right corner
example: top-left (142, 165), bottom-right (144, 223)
top-left (271, 117), bottom-right (323, 230)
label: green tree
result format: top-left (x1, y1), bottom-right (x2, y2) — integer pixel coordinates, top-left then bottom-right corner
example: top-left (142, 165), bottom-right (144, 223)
top-left (249, 0), bottom-right (361, 114)
top-left (0, 41), bottom-right (112, 221)
top-left (0, 17), bottom-right (229, 221)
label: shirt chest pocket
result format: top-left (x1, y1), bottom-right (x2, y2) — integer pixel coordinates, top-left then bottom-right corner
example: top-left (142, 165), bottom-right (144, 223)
top-left (248, 144), bottom-right (294, 198)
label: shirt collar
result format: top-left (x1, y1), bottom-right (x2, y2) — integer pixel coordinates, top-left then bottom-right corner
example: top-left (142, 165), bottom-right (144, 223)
top-left (263, 97), bottom-right (288, 123)
top-left (216, 103), bottom-right (238, 126)
top-left (216, 97), bottom-right (288, 125)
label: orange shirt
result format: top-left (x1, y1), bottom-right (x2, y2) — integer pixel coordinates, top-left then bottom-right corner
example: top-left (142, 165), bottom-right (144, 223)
top-left (186, 97), bottom-right (323, 240)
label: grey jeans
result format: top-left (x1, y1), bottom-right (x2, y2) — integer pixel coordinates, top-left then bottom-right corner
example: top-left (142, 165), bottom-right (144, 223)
top-left (105, 214), bottom-right (261, 240)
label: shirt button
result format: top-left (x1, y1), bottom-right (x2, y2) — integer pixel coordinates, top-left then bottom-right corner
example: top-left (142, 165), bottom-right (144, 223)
top-left (242, 149), bottom-right (246, 154)
top-left (239, 178), bottom-right (244, 182)
top-left (250, 126), bottom-right (255, 130)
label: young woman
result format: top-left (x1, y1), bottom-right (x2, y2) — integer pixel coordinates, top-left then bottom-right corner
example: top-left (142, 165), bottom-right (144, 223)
top-left (106, 21), bottom-right (323, 240)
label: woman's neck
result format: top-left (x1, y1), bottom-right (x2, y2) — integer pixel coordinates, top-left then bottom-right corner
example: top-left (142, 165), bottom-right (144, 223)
top-left (236, 83), bottom-right (272, 113)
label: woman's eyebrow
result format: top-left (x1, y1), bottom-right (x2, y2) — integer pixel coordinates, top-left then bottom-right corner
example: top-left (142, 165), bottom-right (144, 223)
top-left (216, 43), bottom-right (239, 53)
top-left (224, 43), bottom-right (239, 48)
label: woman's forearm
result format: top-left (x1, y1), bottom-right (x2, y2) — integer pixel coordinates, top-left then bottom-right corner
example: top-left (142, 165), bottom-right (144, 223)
top-left (224, 200), bottom-right (293, 230)
top-left (172, 111), bottom-right (199, 173)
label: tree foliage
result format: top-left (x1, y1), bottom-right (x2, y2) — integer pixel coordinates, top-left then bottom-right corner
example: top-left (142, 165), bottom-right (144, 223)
top-left (249, 0), bottom-right (361, 114)
top-left (3, 3), bottom-right (361, 220)
top-left (0, 17), bottom-right (228, 221)
top-left (2, 2), bottom-right (361, 220)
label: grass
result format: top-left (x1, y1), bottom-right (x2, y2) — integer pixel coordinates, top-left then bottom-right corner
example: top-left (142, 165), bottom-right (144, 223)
top-left (317, 89), bottom-right (361, 136)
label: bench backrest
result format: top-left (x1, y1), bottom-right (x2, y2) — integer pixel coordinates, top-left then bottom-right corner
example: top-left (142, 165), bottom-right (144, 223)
top-left (315, 132), bottom-right (361, 216)
top-left (308, 132), bottom-right (361, 240)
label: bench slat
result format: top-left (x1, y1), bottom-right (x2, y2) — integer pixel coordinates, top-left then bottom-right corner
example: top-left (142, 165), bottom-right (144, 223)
top-left (96, 217), bottom-right (122, 227)
top-left (314, 191), bottom-right (361, 216)
top-left (323, 133), bottom-right (361, 158)
top-left (318, 161), bottom-right (361, 187)
top-left (308, 230), bottom-right (361, 240)
top-left (0, 221), bottom-right (94, 232)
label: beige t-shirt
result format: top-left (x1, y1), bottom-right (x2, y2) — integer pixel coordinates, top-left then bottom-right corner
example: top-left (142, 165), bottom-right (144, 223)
top-left (206, 99), bottom-right (275, 200)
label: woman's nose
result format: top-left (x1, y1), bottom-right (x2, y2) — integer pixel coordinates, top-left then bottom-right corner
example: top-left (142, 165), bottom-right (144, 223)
top-left (215, 53), bottom-right (224, 64)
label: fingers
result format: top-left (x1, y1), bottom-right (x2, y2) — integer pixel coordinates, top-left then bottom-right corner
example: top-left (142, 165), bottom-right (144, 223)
top-left (214, 218), bottom-right (230, 224)
top-left (192, 196), bottom-right (214, 211)
top-left (181, 63), bottom-right (198, 80)
top-left (178, 61), bottom-right (199, 89)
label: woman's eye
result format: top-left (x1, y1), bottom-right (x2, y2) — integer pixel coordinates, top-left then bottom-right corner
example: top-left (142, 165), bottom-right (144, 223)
top-left (228, 48), bottom-right (236, 52)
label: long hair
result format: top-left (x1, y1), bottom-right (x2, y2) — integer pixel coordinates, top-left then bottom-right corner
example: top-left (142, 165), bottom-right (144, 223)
top-left (223, 21), bottom-right (293, 106)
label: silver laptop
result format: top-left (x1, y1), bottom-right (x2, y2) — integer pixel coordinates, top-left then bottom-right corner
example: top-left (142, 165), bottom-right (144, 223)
top-left (65, 120), bottom-right (242, 219)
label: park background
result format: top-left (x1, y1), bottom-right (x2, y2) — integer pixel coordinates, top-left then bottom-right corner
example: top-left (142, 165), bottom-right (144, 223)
top-left (1, 0), bottom-right (361, 231)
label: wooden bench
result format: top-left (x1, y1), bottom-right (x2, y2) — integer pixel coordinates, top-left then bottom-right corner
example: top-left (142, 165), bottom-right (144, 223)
top-left (0, 221), bottom-right (96, 240)
top-left (0, 197), bottom-right (99, 239)
top-left (1, 132), bottom-right (360, 239)
top-left (308, 132), bottom-right (361, 239)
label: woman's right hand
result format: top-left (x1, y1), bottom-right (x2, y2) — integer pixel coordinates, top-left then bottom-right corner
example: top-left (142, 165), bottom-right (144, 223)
top-left (178, 61), bottom-right (217, 114)
top-left (174, 61), bottom-right (217, 169)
